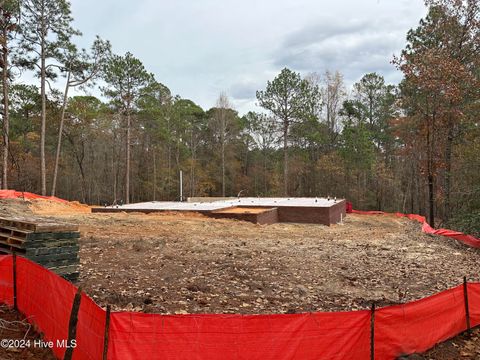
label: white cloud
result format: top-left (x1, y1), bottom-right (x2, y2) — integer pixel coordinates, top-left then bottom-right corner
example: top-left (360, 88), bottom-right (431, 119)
top-left (63, 0), bottom-right (427, 115)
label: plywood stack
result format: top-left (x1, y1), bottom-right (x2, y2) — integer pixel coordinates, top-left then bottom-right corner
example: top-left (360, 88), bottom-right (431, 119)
top-left (0, 216), bottom-right (80, 281)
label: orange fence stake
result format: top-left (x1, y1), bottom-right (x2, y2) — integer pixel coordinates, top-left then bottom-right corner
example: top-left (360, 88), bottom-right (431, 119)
top-left (463, 276), bottom-right (471, 334)
top-left (64, 286), bottom-right (82, 360)
top-left (103, 305), bottom-right (111, 360)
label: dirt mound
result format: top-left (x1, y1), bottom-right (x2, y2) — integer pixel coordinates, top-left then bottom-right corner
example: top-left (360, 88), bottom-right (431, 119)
top-left (0, 199), bottom-right (33, 217)
top-left (29, 199), bottom-right (91, 215)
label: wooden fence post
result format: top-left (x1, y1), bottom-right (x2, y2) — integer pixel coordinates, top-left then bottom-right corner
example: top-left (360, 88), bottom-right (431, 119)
top-left (370, 302), bottom-right (376, 360)
top-left (463, 276), bottom-right (471, 335)
top-left (12, 252), bottom-right (17, 311)
top-left (64, 286), bottom-right (82, 360)
top-left (102, 305), bottom-right (111, 360)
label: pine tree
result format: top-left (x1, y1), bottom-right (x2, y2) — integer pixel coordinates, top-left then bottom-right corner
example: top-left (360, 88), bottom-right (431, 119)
top-left (103, 52), bottom-right (153, 204)
top-left (17, 0), bottom-right (80, 195)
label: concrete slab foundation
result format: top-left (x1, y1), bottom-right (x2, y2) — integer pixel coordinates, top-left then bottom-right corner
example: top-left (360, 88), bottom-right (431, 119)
top-left (93, 197), bottom-right (346, 226)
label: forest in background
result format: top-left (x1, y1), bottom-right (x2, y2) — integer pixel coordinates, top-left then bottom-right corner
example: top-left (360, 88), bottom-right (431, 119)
top-left (0, 0), bottom-right (478, 235)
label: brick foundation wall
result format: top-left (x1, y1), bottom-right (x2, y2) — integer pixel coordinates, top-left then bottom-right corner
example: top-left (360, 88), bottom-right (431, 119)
top-left (276, 200), bottom-right (346, 226)
top-left (209, 207), bottom-right (278, 225)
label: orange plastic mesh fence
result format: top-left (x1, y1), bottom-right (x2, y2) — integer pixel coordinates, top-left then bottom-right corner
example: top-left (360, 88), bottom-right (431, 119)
top-left (0, 259), bottom-right (478, 359)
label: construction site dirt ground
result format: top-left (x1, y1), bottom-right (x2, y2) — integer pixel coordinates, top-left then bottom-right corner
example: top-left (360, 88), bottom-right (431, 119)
top-left (1, 199), bottom-right (480, 359)
top-left (3, 198), bottom-right (478, 315)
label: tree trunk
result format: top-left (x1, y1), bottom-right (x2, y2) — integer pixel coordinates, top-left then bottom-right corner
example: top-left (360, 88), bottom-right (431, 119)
top-left (40, 41), bottom-right (47, 195)
top-left (125, 109), bottom-right (131, 204)
top-left (153, 147), bottom-right (156, 201)
top-left (428, 173), bottom-right (435, 226)
top-left (244, 139), bottom-right (249, 177)
top-left (66, 135), bottom-right (87, 203)
top-left (426, 114), bottom-right (435, 227)
top-left (77, 155), bottom-right (87, 203)
top-left (2, 28), bottom-right (9, 189)
top-left (112, 138), bottom-right (117, 203)
top-left (283, 121), bottom-right (289, 196)
top-left (410, 175), bottom-right (415, 214)
top-left (263, 148), bottom-right (267, 195)
top-left (444, 121), bottom-right (454, 222)
top-left (190, 133), bottom-right (196, 198)
top-left (167, 118), bottom-right (172, 199)
top-left (51, 71), bottom-right (71, 196)
top-left (221, 113), bottom-right (226, 197)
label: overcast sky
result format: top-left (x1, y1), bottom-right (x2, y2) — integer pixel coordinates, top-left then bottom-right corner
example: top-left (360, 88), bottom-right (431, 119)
top-left (69, 0), bottom-right (428, 115)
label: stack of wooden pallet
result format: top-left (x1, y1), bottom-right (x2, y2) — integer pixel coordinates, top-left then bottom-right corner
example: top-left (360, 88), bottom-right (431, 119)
top-left (0, 216), bottom-right (80, 281)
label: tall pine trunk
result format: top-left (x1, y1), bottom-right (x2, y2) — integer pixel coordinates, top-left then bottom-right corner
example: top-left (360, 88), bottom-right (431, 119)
top-left (2, 27), bottom-right (9, 189)
top-left (221, 112), bottom-right (226, 197)
top-left (283, 122), bottom-right (289, 196)
top-left (426, 113), bottom-right (435, 227)
top-left (153, 148), bottom-right (157, 201)
top-left (190, 131), bottom-right (196, 198)
top-left (125, 109), bottom-right (131, 204)
top-left (40, 43), bottom-right (47, 196)
top-left (112, 139), bottom-right (117, 203)
top-left (444, 120), bottom-right (454, 222)
top-left (263, 148), bottom-right (268, 195)
top-left (51, 71), bottom-right (70, 196)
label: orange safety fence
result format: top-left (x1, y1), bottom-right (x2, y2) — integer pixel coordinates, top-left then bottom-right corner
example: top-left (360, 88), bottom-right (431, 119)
top-left (348, 206), bottom-right (480, 249)
top-left (108, 310), bottom-right (370, 360)
top-left (0, 190), bottom-right (68, 203)
top-left (0, 255), bottom-right (13, 307)
top-left (0, 255), bottom-right (479, 360)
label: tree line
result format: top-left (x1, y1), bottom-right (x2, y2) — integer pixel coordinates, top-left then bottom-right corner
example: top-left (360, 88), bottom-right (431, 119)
top-left (0, 0), bottom-right (478, 235)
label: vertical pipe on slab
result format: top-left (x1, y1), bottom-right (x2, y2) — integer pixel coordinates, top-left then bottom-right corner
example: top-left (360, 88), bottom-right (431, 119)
top-left (463, 276), bottom-right (471, 334)
top-left (180, 170), bottom-right (183, 202)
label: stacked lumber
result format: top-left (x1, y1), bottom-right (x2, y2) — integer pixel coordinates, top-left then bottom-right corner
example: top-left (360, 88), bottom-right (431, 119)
top-left (0, 216), bottom-right (80, 281)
